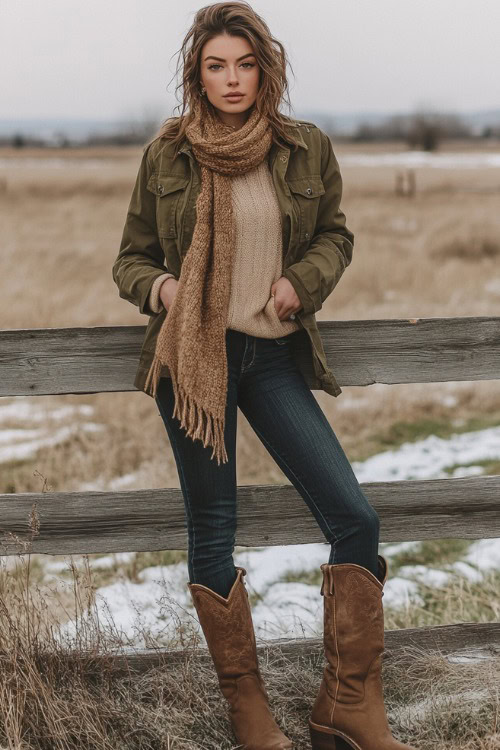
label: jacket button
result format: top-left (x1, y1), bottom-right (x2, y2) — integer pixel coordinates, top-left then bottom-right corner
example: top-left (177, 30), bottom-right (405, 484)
top-left (306, 187), bottom-right (312, 195)
top-left (280, 154), bottom-right (288, 162)
top-left (305, 232), bottom-right (310, 240)
top-left (158, 184), bottom-right (164, 194)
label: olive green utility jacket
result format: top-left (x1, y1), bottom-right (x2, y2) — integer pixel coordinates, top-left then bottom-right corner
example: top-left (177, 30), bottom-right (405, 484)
top-left (112, 118), bottom-right (354, 398)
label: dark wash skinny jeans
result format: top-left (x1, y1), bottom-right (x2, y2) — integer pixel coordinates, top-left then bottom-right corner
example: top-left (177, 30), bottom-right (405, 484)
top-left (155, 328), bottom-right (380, 599)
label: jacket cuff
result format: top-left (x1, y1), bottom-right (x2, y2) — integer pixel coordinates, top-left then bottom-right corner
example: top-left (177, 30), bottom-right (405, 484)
top-left (282, 267), bottom-right (317, 315)
top-left (148, 273), bottom-right (176, 313)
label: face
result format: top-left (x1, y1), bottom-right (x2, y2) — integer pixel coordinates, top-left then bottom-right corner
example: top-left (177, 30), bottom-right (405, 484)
top-left (199, 33), bottom-right (260, 129)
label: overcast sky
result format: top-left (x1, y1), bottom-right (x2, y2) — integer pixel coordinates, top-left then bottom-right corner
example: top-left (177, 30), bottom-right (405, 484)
top-left (2, 0), bottom-right (499, 122)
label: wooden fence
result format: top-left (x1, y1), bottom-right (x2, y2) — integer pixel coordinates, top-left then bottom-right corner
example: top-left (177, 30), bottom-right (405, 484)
top-left (1, 315), bottom-right (500, 672)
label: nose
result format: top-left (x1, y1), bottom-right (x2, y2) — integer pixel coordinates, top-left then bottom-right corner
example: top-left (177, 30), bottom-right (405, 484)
top-left (226, 65), bottom-right (240, 86)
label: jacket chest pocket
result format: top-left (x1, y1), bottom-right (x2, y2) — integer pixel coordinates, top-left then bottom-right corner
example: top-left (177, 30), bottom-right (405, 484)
top-left (146, 173), bottom-right (190, 239)
top-left (286, 175), bottom-right (325, 245)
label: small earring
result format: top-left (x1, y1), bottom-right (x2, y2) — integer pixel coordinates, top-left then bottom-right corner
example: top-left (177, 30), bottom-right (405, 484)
top-left (200, 85), bottom-right (206, 96)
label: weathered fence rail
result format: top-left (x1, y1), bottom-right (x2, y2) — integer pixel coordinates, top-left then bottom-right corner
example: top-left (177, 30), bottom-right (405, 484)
top-left (1, 476), bottom-right (500, 556)
top-left (1, 315), bottom-right (500, 396)
top-left (1, 316), bottom-right (499, 663)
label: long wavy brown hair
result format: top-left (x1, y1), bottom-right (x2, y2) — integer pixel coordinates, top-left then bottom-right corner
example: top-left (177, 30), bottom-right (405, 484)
top-left (149, 1), bottom-right (302, 154)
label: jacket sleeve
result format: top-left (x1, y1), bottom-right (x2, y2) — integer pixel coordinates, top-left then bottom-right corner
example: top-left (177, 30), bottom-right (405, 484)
top-left (282, 130), bottom-right (354, 315)
top-left (112, 142), bottom-right (171, 316)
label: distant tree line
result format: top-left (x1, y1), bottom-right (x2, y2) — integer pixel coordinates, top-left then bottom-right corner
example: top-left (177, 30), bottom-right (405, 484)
top-left (350, 109), bottom-right (499, 151)
top-left (0, 133), bottom-right (47, 148)
top-left (85, 116), bottom-right (161, 146)
top-left (3, 108), bottom-right (500, 150)
top-left (2, 114), bottom-right (161, 149)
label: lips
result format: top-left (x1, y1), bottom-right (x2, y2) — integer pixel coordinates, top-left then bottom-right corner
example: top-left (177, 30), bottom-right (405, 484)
top-left (224, 93), bottom-right (244, 99)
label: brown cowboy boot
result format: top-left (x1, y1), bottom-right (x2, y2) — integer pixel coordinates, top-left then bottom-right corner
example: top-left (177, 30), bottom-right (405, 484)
top-left (188, 566), bottom-right (293, 750)
top-left (309, 556), bottom-right (417, 750)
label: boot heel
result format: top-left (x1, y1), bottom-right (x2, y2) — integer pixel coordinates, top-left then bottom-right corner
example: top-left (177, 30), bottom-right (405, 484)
top-left (309, 725), bottom-right (354, 750)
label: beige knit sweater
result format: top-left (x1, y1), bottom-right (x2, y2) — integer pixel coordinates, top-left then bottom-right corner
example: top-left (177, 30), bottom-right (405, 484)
top-left (148, 160), bottom-right (301, 338)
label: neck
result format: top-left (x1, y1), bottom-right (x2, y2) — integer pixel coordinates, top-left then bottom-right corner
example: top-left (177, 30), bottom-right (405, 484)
top-left (213, 104), bottom-right (253, 131)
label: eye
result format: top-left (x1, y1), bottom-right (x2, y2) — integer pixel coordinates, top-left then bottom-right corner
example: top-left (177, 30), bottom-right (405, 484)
top-left (207, 62), bottom-right (256, 70)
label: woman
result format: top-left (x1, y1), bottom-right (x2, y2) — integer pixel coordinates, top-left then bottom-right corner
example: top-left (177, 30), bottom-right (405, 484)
top-left (113, 3), bottom-right (416, 749)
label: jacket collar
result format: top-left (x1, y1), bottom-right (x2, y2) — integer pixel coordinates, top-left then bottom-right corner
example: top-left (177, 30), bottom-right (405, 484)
top-left (175, 119), bottom-right (308, 159)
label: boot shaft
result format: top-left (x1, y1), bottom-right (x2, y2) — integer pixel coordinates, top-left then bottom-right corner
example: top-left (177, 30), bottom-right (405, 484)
top-left (188, 566), bottom-right (260, 679)
top-left (320, 557), bottom-right (386, 704)
top-left (310, 556), bottom-right (418, 748)
top-left (188, 567), bottom-right (293, 750)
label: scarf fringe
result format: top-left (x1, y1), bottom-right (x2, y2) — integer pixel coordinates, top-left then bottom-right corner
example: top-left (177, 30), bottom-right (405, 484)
top-left (171, 373), bottom-right (229, 466)
top-left (144, 354), bottom-right (228, 466)
top-left (144, 355), bottom-right (163, 400)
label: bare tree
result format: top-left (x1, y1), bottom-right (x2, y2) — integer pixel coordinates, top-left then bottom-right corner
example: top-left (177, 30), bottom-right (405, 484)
top-left (351, 108), bottom-right (472, 149)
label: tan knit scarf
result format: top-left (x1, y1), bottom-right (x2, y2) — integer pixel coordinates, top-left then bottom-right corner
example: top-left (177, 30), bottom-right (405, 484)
top-left (144, 96), bottom-right (273, 465)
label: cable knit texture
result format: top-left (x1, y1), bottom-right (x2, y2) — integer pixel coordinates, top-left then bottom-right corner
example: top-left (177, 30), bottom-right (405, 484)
top-left (227, 161), bottom-right (300, 337)
top-left (149, 160), bottom-right (301, 338)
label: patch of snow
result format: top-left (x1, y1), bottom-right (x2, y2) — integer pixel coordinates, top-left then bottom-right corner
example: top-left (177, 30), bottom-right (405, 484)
top-left (383, 577), bottom-right (424, 608)
top-left (380, 541), bottom-right (422, 557)
top-left (250, 583), bottom-right (323, 639)
top-left (0, 157), bottom-right (118, 169)
top-left (448, 561), bottom-right (484, 583)
top-left (351, 426), bottom-right (500, 482)
top-left (0, 422), bottom-right (104, 464)
top-left (77, 477), bottom-right (107, 491)
top-left (233, 544), bottom-right (329, 592)
top-left (0, 400), bottom-right (94, 423)
top-left (449, 465), bottom-right (485, 478)
top-left (396, 565), bottom-right (452, 587)
top-left (341, 151), bottom-right (500, 169)
top-left (445, 649), bottom-right (497, 664)
top-left (44, 552), bottom-right (137, 573)
top-left (108, 472), bottom-right (141, 490)
top-left (56, 561), bottom-right (193, 648)
top-left (464, 538), bottom-right (500, 572)
top-left (0, 428), bottom-right (42, 443)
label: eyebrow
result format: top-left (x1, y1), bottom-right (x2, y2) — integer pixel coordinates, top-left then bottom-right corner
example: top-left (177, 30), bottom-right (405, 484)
top-left (203, 53), bottom-right (256, 62)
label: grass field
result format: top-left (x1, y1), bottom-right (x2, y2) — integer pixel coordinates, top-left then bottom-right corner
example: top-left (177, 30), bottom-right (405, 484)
top-left (1, 139), bottom-right (499, 748)
top-left (2, 139), bottom-right (500, 490)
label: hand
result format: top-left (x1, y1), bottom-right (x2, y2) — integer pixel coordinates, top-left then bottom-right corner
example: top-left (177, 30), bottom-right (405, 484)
top-left (270, 277), bottom-right (302, 321)
top-left (159, 277), bottom-right (178, 311)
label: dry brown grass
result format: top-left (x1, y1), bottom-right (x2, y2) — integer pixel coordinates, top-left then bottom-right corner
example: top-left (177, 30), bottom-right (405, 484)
top-left (2, 140), bottom-right (500, 490)
top-left (0, 549), bottom-right (499, 749)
